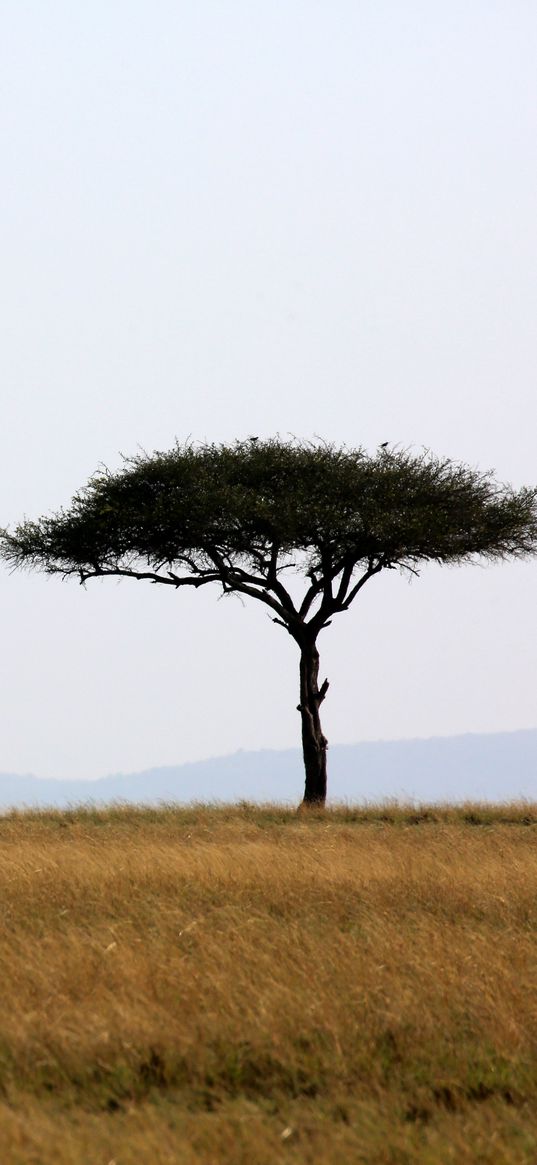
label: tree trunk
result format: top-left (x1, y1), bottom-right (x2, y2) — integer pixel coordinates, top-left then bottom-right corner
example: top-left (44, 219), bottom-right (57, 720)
top-left (297, 637), bottom-right (329, 806)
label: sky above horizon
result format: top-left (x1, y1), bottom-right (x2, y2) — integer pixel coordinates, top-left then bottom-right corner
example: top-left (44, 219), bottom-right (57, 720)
top-left (2, 1), bottom-right (537, 782)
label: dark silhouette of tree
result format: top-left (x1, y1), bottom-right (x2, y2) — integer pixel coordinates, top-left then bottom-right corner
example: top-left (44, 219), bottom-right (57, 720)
top-left (2, 439), bottom-right (537, 804)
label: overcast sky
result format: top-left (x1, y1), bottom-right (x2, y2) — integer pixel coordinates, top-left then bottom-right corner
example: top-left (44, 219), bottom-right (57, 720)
top-left (2, 1), bottom-right (537, 781)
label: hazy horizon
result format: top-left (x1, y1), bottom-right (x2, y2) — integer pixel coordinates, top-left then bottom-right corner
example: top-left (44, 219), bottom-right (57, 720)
top-left (4, 724), bottom-right (535, 783)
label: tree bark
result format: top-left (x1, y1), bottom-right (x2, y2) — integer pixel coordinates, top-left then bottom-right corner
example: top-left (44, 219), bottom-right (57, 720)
top-left (297, 637), bottom-right (329, 805)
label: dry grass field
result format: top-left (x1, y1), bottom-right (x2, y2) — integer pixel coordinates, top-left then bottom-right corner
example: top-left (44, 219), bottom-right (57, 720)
top-left (1, 802), bottom-right (537, 1163)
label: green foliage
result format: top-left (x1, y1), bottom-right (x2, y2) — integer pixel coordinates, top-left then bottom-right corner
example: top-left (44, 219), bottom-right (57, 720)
top-left (1, 440), bottom-right (536, 633)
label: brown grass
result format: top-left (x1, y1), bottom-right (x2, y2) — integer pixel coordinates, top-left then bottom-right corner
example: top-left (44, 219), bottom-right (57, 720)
top-left (1, 802), bottom-right (537, 1163)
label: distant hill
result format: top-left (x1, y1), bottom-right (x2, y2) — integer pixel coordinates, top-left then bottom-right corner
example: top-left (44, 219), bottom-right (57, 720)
top-left (1, 729), bottom-right (537, 808)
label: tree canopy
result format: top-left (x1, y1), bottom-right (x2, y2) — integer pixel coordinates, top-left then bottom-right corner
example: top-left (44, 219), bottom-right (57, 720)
top-left (2, 439), bottom-right (536, 803)
top-left (3, 439), bottom-right (536, 598)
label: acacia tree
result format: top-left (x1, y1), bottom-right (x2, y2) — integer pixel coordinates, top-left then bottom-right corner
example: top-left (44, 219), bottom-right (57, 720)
top-left (2, 440), bottom-right (537, 804)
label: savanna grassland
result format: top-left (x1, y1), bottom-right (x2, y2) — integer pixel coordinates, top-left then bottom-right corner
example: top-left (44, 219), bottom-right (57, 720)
top-left (1, 803), bottom-right (537, 1164)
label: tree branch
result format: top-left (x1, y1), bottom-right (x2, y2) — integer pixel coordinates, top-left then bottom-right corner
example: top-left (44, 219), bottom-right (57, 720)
top-left (298, 576), bottom-right (325, 619)
top-left (340, 559), bottom-right (385, 608)
top-left (334, 555), bottom-right (356, 606)
top-left (265, 540), bottom-right (298, 615)
top-left (204, 546), bottom-right (299, 629)
top-left (78, 565), bottom-right (219, 588)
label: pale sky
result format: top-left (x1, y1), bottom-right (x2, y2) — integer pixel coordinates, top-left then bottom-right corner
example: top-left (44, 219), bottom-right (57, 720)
top-left (2, 1), bottom-right (537, 780)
